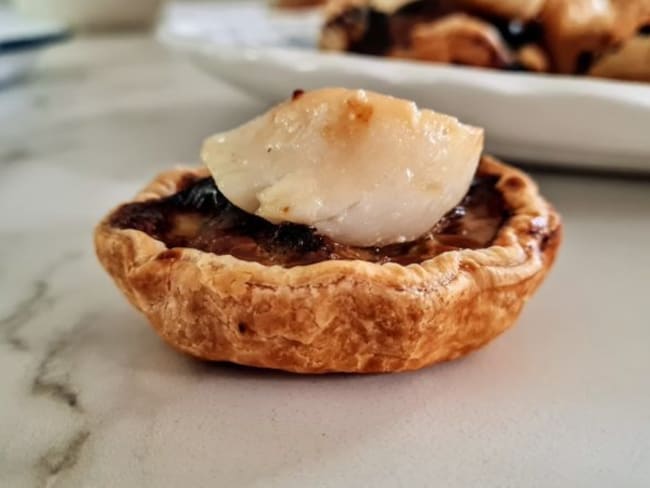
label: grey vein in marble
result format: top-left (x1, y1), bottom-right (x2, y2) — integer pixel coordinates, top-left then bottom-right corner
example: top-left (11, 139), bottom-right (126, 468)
top-left (37, 430), bottom-right (90, 487)
top-left (32, 326), bottom-right (85, 411)
top-left (1, 251), bottom-right (82, 351)
top-left (1, 280), bottom-right (50, 351)
top-left (0, 147), bottom-right (30, 166)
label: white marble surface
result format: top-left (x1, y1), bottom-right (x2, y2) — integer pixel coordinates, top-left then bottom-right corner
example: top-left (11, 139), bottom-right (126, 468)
top-left (1, 36), bottom-right (650, 488)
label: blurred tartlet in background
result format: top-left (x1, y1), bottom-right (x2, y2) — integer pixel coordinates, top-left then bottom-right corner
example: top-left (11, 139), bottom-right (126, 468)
top-left (320, 0), bottom-right (650, 82)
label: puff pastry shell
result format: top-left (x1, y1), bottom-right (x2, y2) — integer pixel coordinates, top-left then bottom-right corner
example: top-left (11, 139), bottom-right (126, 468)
top-left (95, 156), bottom-right (561, 373)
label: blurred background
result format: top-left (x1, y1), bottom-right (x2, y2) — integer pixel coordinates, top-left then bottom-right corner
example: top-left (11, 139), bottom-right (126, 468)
top-left (2, 0), bottom-right (648, 171)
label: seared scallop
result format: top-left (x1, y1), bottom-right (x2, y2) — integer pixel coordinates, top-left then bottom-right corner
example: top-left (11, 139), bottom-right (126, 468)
top-left (202, 88), bottom-right (483, 247)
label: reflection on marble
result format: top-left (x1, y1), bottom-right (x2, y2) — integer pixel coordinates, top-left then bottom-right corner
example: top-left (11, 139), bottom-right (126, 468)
top-left (1, 36), bottom-right (650, 488)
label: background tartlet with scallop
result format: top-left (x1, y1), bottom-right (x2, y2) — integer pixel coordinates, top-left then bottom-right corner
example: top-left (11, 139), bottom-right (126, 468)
top-left (320, 0), bottom-right (650, 82)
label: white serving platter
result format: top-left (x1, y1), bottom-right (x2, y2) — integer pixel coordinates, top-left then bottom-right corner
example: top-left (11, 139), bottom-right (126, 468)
top-left (159, 1), bottom-right (650, 172)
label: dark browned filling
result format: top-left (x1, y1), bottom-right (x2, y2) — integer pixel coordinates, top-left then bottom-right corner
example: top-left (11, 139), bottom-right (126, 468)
top-left (110, 173), bottom-right (508, 267)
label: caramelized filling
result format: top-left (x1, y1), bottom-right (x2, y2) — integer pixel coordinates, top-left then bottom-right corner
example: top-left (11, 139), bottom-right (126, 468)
top-left (110, 173), bottom-right (508, 267)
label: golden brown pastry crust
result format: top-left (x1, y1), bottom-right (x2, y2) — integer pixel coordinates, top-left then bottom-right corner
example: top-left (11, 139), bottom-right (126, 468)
top-left (95, 156), bottom-right (561, 373)
top-left (515, 44), bottom-right (550, 72)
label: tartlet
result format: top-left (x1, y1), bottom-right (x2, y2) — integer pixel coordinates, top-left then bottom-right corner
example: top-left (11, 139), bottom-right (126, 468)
top-left (95, 89), bottom-right (561, 373)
